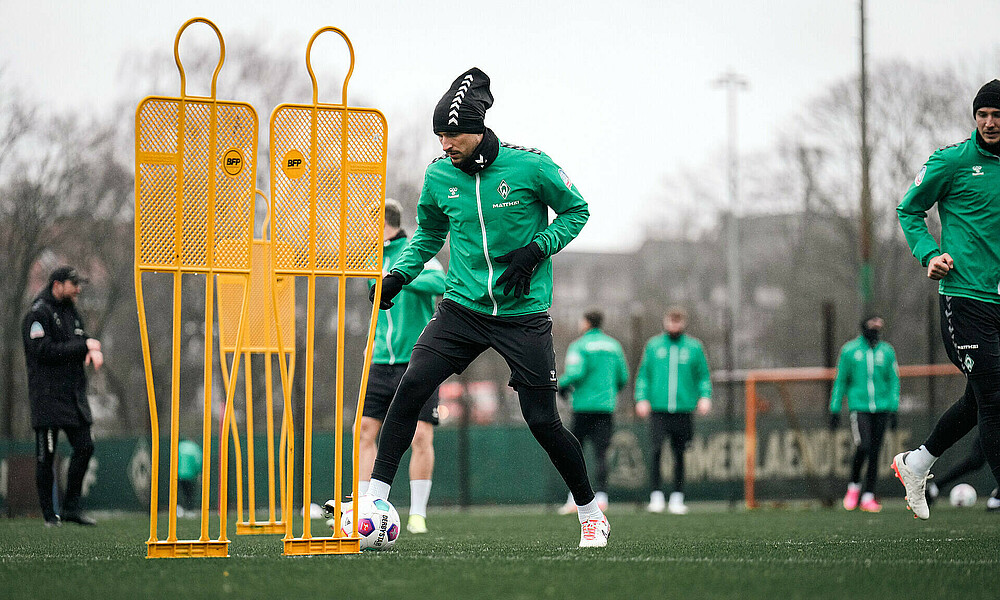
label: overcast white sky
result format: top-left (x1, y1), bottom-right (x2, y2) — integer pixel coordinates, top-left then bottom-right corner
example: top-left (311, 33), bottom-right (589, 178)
top-left (1, 0), bottom-right (998, 251)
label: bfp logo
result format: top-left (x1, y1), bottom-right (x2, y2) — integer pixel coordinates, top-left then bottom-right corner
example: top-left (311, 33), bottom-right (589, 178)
top-left (282, 149), bottom-right (305, 179)
top-left (223, 149), bottom-right (244, 177)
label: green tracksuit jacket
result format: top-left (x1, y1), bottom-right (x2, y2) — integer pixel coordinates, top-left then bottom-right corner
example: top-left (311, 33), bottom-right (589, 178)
top-left (372, 234), bottom-right (446, 365)
top-left (898, 132), bottom-right (1000, 304)
top-left (829, 336), bottom-right (900, 414)
top-left (390, 143), bottom-right (589, 317)
top-left (634, 333), bottom-right (712, 413)
top-left (558, 328), bottom-right (628, 413)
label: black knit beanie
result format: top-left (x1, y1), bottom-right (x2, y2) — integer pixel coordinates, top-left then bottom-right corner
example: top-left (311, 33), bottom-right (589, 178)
top-left (432, 68), bottom-right (493, 134)
top-left (973, 79), bottom-right (1000, 115)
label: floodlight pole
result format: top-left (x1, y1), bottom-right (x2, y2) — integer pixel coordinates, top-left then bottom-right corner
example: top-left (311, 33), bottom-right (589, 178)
top-left (714, 72), bottom-right (748, 348)
top-left (859, 0), bottom-right (875, 315)
top-left (713, 71), bottom-right (747, 433)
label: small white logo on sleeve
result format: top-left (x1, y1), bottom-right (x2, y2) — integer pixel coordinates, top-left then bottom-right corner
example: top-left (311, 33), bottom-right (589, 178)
top-left (973, 165), bottom-right (984, 176)
top-left (29, 321), bottom-right (44, 339)
top-left (558, 169), bottom-right (573, 190)
top-left (914, 165), bottom-right (926, 186)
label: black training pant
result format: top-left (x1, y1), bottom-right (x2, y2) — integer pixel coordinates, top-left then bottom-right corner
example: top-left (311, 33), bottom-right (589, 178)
top-left (649, 412), bottom-right (693, 494)
top-left (571, 412), bottom-right (613, 491)
top-left (849, 411), bottom-right (890, 494)
top-left (35, 425), bottom-right (93, 519)
top-left (371, 300), bottom-right (595, 505)
top-left (923, 295), bottom-right (1000, 487)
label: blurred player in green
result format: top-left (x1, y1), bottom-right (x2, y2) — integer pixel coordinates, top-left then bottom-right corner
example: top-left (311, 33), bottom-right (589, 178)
top-left (556, 310), bottom-right (628, 514)
top-left (176, 437), bottom-right (202, 518)
top-left (635, 307), bottom-right (712, 514)
top-left (828, 316), bottom-right (900, 513)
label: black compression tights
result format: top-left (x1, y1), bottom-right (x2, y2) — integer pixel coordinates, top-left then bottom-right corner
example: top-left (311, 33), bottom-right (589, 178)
top-left (970, 372), bottom-right (1000, 487)
top-left (924, 374), bottom-right (1000, 487)
top-left (371, 349), bottom-right (595, 505)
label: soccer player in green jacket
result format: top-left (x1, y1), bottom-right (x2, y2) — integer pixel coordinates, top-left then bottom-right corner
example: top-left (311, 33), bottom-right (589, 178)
top-left (556, 310), bottom-right (628, 515)
top-left (356, 199), bottom-right (445, 535)
top-left (367, 68), bottom-right (608, 547)
top-left (634, 307), bottom-right (712, 514)
top-left (829, 316), bottom-right (900, 513)
top-left (893, 80), bottom-right (1000, 520)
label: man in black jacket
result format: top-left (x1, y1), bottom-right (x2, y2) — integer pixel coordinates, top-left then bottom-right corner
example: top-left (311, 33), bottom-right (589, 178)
top-left (22, 266), bottom-right (103, 526)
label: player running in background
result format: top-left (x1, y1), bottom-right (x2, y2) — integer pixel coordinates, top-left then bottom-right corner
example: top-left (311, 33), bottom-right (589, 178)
top-left (354, 199), bottom-right (445, 535)
top-left (635, 307), bottom-right (712, 515)
top-left (829, 316), bottom-right (900, 513)
top-left (366, 68), bottom-right (608, 547)
top-left (894, 79), bottom-right (1000, 519)
top-left (556, 310), bottom-right (629, 515)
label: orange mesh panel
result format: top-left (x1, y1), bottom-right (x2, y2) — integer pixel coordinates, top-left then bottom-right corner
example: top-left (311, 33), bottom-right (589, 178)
top-left (135, 97), bottom-right (257, 273)
top-left (271, 106), bottom-right (313, 272)
top-left (217, 241), bottom-right (296, 353)
top-left (214, 104), bottom-right (256, 271)
top-left (270, 104), bottom-right (386, 276)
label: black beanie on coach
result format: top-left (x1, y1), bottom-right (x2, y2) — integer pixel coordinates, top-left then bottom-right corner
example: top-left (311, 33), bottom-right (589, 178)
top-left (973, 79), bottom-right (1000, 115)
top-left (432, 68), bottom-right (493, 134)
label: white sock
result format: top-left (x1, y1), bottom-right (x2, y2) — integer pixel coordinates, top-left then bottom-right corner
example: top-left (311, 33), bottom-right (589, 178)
top-left (905, 445), bottom-right (937, 474)
top-left (565, 492), bottom-right (575, 505)
top-left (595, 491), bottom-right (608, 506)
top-left (860, 492), bottom-right (875, 504)
top-left (410, 479), bottom-right (432, 518)
top-left (358, 480), bottom-right (370, 496)
top-left (577, 497), bottom-right (603, 523)
top-left (368, 479), bottom-right (391, 500)
top-left (847, 482), bottom-right (860, 492)
top-left (650, 490), bottom-right (665, 504)
top-left (669, 491), bottom-right (685, 505)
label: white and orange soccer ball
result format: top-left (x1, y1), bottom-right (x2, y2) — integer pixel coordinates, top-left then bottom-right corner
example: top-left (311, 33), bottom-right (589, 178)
top-left (336, 496), bottom-right (401, 550)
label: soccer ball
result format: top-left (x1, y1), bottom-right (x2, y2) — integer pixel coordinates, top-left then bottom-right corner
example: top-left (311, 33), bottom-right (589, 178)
top-left (949, 483), bottom-right (978, 507)
top-left (339, 496), bottom-right (400, 550)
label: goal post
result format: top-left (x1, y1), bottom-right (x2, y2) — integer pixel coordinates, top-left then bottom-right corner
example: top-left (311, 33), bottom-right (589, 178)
top-left (744, 363), bottom-right (962, 508)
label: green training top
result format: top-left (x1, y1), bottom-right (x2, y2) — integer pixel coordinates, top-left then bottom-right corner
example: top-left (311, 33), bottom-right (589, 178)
top-left (558, 328), bottom-right (629, 413)
top-left (177, 439), bottom-right (202, 481)
top-left (390, 142), bottom-right (589, 317)
top-left (372, 234), bottom-right (446, 365)
top-left (897, 132), bottom-right (1000, 304)
top-left (634, 333), bottom-right (712, 413)
top-left (829, 336), bottom-right (900, 414)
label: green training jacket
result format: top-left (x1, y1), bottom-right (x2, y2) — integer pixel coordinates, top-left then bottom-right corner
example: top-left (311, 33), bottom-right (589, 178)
top-left (829, 336), bottom-right (900, 414)
top-left (390, 143), bottom-right (589, 317)
top-left (372, 234), bottom-right (446, 365)
top-left (177, 439), bottom-right (202, 481)
top-left (558, 328), bottom-right (628, 413)
top-left (634, 333), bottom-right (712, 413)
top-left (898, 132), bottom-right (1000, 304)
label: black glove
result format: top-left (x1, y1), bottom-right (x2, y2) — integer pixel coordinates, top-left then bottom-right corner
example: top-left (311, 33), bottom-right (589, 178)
top-left (557, 386), bottom-right (571, 400)
top-left (369, 272), bottom-right (404, 310)
top-left (494, 242), bottom-right (544, 297)
top-left (889, 413), bottom-right (898, 430)
top-left (828, 413), bottom-right (841, 429)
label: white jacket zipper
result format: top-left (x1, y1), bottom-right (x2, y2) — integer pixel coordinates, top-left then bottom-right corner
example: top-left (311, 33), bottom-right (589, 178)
top-left (475, 173), bottom-right (499, 316)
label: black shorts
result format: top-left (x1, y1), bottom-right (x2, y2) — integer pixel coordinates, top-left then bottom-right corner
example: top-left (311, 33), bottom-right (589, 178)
top-left (571, 412), bottom-right (613, 450)
top-left (940, 294), bottom-right (1000, 378)
top-left (363, 363), bottom-right (439, 425)
top-left (414, 299), bottom-right (558, 390)
top-left (650, 412), bottom-right (694, 450)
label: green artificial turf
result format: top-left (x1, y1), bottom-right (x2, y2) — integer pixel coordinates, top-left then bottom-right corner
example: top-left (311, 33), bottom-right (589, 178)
top-left (1, 502), bottom-right (997, 599)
